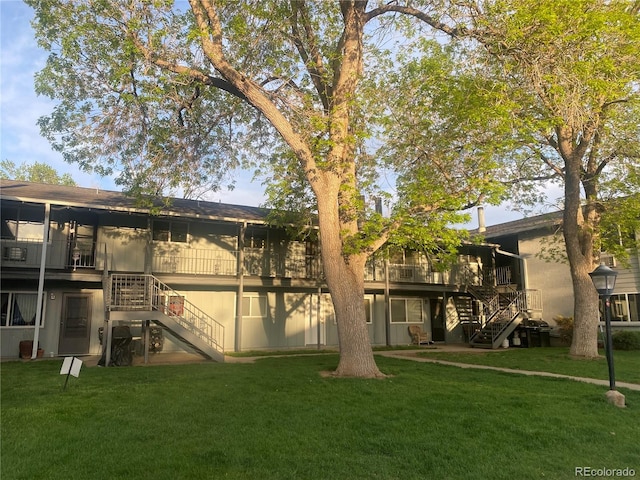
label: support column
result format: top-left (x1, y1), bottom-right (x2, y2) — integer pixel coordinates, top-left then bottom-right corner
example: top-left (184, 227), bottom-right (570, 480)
top-left (102, 243), bottom-right (112, 366)
top-left (317, 286), bottom-right (322, 350)
top-left (32, 203), bottom-right (50, 359)
top-left (235, 223), bottom-right (246, 352)
top-left (143, 319), bottom-right (150, 364)
top-left (384, 257), bottom-right (391, 346)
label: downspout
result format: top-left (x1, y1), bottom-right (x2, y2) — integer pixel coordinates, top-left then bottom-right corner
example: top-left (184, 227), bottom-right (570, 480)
top-left (31, 203), bottom-right (50, 359)
top-left (235, 222), bottom-right (246, 352)
top-left (144, 217), bottom-right (152, 274)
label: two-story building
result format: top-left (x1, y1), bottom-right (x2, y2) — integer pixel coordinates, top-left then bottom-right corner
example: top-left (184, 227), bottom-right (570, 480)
top-left (1, 180), bottom-right (541, 361)
top-left (481, 211), bottom-right (640, 330)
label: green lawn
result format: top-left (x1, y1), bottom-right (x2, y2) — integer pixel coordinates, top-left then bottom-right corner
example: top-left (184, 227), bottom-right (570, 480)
top-left (415, 347), bottom-right (640, 384)
top-left (2, 354), bottom-right (639, 480)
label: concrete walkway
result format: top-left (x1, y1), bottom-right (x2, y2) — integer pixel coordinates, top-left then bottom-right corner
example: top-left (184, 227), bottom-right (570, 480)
top-left (375, 349), bottom-right (640, 392)
top-left (19, 345), bottom-right (639, 392)
top-left (224, 345), bottom-right (640, 392)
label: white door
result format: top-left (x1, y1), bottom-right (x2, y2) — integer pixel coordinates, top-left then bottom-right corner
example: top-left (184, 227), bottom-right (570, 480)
top-left (305, 294), bottom-right (327, 346)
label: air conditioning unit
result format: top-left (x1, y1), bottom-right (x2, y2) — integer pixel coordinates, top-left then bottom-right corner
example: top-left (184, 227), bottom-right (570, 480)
top-left (3, 247), bottom-right (27, 261)
top-left (600, 253), bottom-right (617, 268)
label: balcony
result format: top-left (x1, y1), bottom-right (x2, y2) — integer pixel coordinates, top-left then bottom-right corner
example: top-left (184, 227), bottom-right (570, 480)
top-left (364, 259), bottom-right (459, 285)
top-left (151, 247), bottom-right (322, 279)
top-left (0, 238), bottom-right (99, 270)
top-left (1, 237), bottom-right (509, 289)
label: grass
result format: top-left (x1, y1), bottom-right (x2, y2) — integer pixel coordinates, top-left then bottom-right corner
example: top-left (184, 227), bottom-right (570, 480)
top-left (226, 345), bottom-right (419, 357)
top-left (2, 354), bottom-right (640, 480)
top-left (225, 348), bottom-right (338, 357)
top-left (415, 347), bottom-right (640, 384)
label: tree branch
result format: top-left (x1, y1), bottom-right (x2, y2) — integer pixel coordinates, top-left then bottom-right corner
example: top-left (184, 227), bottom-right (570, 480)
top-left (128, 30), bottom-right (247, 101)
top-left (539, 150), bottom-right (565, 178)
top-left (188, 0), bottom-right (322, 191)
top-left (289, 0), bottom-right (331, 112)
top-left (365, 4), bottom-right (464, 38)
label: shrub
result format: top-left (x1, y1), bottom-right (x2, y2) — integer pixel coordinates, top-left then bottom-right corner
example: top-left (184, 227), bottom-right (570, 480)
top-left (612, 330), bottom-right (640, 351)
top-left (553, 315), bottom-right (574, 345)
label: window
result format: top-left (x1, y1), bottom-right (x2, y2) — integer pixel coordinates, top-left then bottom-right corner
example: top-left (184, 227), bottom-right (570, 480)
top-left (152, 220), bottom-right (188, 243)
top-left (243, 295), bottom-right (267, 318)
top-left (1, 292), bottom-right (45, 327)
top-left (364, 297), bottom-right (372, 324)
top-left (610, 294), bottom-right (640, 322)
top-left (1, 206), bottom-right (49, 241)
top-left (328, 296), bottom-right (373, 324)
top-left (3, 247), bottom-right (27, 261)
top-left (390, 298), bottom-right (423, 323)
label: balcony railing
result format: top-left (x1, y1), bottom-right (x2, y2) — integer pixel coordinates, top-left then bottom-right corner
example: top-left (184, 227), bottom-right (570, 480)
top-left (496, 266), bottom-right (513, 286)
top-left (152, 248), bottom-right (238, 276)
top-left (151, 247), bottom-right (322, 279)
top-left (1, 237), bottom-right (518, 290)
top-left (0, 238), bottom-right (99, 270)
top-left (364, 260), bottom-right (465, 285)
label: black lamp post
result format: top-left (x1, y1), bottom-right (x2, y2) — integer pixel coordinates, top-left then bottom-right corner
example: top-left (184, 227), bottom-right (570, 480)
top-left (589, 263), bottom-right (618, 391)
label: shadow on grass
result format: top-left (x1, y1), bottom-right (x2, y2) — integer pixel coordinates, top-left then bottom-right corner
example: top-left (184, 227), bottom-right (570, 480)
top-left (2, 355), bottom-right (639, 480)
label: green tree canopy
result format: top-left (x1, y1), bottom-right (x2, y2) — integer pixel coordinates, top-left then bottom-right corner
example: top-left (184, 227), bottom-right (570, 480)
top-left (28, 0), bottom-right (638, 367)
top-left (28, 0), bottom-right (507, 376)
top-left (416, 0), bottom-right (639, 356)
top-left (1, 159), bottom-right (76, 186)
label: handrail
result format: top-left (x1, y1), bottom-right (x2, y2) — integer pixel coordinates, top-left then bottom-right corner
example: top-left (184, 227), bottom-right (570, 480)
top-left (110, 274), bottom-right (224, 356)
top-left (469, 288), bottom-right (532, 346)
top-left (149, 276), bottom-right (224, 355)
top-left (1, 238), bottom-right (101, 270)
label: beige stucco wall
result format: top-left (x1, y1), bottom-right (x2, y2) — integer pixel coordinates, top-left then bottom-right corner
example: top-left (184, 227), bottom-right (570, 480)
top-left (517, 232), bottom-right (574, 323)
top-left (516, 230), bottom-right (640, 324)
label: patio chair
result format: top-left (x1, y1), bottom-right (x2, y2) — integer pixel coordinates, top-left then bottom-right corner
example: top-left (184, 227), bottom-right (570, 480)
top-left (408, 325), bottom-right (432, 345)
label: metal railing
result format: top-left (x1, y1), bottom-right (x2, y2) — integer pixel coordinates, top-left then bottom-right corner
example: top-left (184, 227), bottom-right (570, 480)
top-left (152, 249), bottom-right (238, 275)
top-left (364, 259), bottom-right (458, 285)
top-left (1, 237), bottom-right (530, 295)
top-left (110, 274), bottom-right (224, 356)
top-left (1, 238), bottom-right (99, 270)
top-left (469, 289), bottom-right (542, 347)
top-left (151, 247), bottom-right (322, 279)
top-left (495, 266), bottom-right (512, 286)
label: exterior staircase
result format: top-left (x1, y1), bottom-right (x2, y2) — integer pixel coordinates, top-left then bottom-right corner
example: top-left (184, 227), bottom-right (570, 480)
top-left (456, 284), bottom-right (537, 349)
top-left (108, 274), bottom-right (225, 362)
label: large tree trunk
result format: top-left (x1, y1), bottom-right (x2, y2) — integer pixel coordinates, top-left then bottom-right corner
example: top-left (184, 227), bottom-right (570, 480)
top-left (193, 0), bottom-right (381, 376)
top-left (326, 253), bottom-right (382, 377)
top-left (562, 147), bottom-right (600, 358)
top-left (316, 188), bottom-right (384, 378)
top-left (569, 266), bottom-right (600, 358)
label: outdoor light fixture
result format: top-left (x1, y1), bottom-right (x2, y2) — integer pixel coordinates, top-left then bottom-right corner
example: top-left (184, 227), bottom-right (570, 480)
top-left (589, 263), bottom-right (618, 391)
top-left (589, 263), bottom-right (618, 297)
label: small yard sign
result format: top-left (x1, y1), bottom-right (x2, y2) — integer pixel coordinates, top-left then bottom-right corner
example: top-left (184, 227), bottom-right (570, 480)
top-left (60, 357), bottom-right (83, 390)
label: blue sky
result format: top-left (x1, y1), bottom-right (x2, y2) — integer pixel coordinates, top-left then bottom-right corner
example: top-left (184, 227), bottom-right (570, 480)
top-left (0, 1), bottom-right (545, 226)
top-left (0, 0), bottom-right (263, 205)
top-left (1, 1), bottom-right (109, 189)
